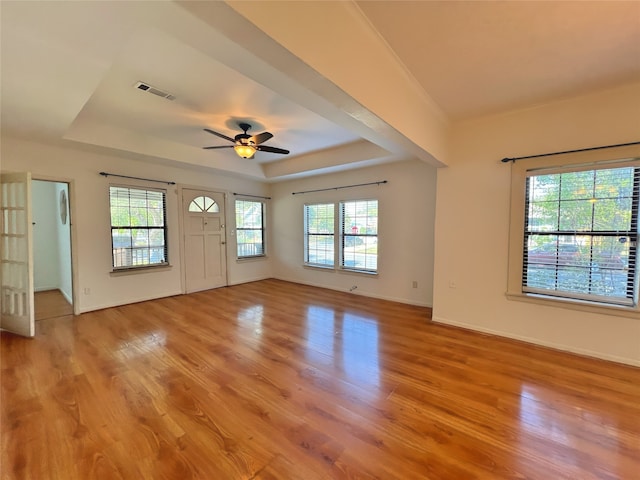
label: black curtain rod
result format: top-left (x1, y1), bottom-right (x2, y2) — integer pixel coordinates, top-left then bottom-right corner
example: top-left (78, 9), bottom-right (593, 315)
top-left (233, 192), bottom-right (271, 200)
top-left (501, 141), bottom-right (640, 164)
top-left (292, 180), bottom-right (388, 195)
top-left (99, 172), bottom-right (176, 185)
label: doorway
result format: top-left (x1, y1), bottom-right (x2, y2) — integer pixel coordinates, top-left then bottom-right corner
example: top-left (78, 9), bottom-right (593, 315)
top-left (182, 188), bottom-right (228, 293)
top-left (32, 180), bottom-right (73, 320)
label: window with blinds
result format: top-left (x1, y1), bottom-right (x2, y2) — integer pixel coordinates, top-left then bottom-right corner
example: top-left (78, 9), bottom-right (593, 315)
top-left (109, 186), bottom-right (168, 269)
top-left (235, 199), bottom-right (265, 258)
top-left (340, 199), bottom-right (378, 273)
top-left (523, 165), bottom-right (638, 306)
top-left (304, 203), bottom-right (335, 267)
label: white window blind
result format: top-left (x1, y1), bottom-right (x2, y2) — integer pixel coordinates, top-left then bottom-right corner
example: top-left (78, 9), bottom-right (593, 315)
top-left (523, 165), bottom-right (638, 306)
top-left (340, 200), bottom-right (378, 273)
top-left (236, 199), bottom-right (265, 258)
top-left (109, 186), bottom-right (168, 269)
top-left (304, 203), bottom-right (335, 267)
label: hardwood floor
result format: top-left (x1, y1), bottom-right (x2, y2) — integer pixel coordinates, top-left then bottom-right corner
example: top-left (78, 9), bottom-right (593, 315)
top-left (34, 289), bottom-right (73, 321)
top-left (2, 279), bottom-right (639, 479)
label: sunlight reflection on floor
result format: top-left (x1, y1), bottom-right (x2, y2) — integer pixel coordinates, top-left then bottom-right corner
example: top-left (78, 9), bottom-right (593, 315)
top-left (305, 306), bottom-right (380, 391)
top-left (116, 331), bottom-right (167, 360)
top-left (517, 384), bottom-right (618, 475)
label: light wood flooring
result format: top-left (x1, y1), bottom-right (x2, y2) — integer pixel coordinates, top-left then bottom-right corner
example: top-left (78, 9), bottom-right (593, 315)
top-left (34, 289), bottom-right (73, 321)
top-left (2, 279), bottom-right (639, 479)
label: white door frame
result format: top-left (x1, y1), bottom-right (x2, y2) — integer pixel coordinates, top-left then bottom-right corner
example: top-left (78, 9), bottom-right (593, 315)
top-left (32, 175), bottom-right (80, 315)
top-left (178, 185), bottom-right (229, 294)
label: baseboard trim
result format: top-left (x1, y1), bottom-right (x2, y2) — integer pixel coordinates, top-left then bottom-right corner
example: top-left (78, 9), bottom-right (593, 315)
top-left (35, 286), bottom-right (57, 292)
top-left (78, 278), bottom-right (431, 314)
top-left (432, 316), bottom-right (640, 368)
top-left (273, 275), bottom-right (432, 308)
top-left (60, 288), bottom-right (73, 305)
top-left (78, 290), bottom-right (183, 314)
top-left (35, 287), bottom-right (73, 305)
top-left (78, 278), bottom-right (272, 314)
top-left (228, 275), bottom-right (272, 286)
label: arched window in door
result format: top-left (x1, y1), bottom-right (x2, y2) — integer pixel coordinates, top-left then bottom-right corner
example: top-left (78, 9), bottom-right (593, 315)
top-left (188, 196), bottom-right (219, 213)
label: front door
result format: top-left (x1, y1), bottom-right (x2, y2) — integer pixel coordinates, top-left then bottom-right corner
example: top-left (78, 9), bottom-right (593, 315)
top-left (0, 172), bottom-right (35, 337)
top-left (182, 189), bottom-right (227, 293)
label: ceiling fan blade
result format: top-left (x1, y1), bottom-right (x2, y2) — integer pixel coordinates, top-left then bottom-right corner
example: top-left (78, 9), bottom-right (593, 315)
top-left (203, 145), bottom-right (234, 150)
top-left (251, 132), bottom-right (273, 145)
top-left (204, 128), bottom-right (235, 143)
top-left (257, 145), bottom-right (290, 155)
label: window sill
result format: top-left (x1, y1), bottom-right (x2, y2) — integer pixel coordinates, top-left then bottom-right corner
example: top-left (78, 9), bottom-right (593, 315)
top-left (303, 264), bottom-right (336, 272)
top-left (110, 264), bottom-right (173, 276)
top-left (339, 268), bottom-right (378, 277)
top-left (505, 291), bottom-right (640, 319)
top-left (302, 264), bottom-right (379, 277)
top-left (236, 255), bottom-right (267, 263)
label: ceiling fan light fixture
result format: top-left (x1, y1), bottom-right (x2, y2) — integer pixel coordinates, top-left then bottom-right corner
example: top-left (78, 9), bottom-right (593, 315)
top-left (204, 123), bottom-right (287, 158)
top-left (234, 144), bottom-right (256, 158)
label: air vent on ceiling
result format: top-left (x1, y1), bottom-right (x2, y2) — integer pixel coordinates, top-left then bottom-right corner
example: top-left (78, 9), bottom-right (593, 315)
top-left (134, 81), bottom-right (175, 101)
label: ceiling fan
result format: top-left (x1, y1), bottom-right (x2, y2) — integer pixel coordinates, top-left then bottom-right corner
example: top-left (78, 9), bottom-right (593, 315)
top-left (203, 122), bottom-right (290, 159)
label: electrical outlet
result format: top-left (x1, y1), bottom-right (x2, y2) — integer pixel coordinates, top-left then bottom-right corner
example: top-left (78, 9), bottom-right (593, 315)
top-left (412, 281), bottom-right (418, 288)
top-left (449, 280), bottom-right (457, 289)
top-left (83, 288), bottom-right (91, 295)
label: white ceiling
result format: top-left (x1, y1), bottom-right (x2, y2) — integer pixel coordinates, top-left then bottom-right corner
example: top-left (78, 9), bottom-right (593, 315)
top-left (2, 1), bottom-right (639, 181)
top-left (357, 0), bottom-right (640, 120)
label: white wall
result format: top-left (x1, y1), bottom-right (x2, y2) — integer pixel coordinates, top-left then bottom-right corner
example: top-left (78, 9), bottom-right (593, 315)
top-left (31, 180), bottom-right (73, 303)
top-left (270, 159), bottom-right (437, 306)
top-left (1, 136), bottom-right (272, 313)
top-left (434, 82), bottom-right (640, 366)
top-left (32, 181), bottom-right (60, 291)
top-left (31, 180), bottom-right (73, 302)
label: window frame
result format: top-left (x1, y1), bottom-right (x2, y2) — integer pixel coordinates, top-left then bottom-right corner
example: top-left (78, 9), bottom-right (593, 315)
top-left (235, 198), bottom-right (266, 259)
top-left (189, 195), bottom-right (220, 213)
top-left (506, 144), bottom-right (640, 316)
top-left (303, 199), bottom-right (379, 275)
top-left (339, 199), bottom-right (379, 274)
top-left (304, 202), bottom-right (335, 268)
top-left (109, 184), bottom-right (169, 271)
